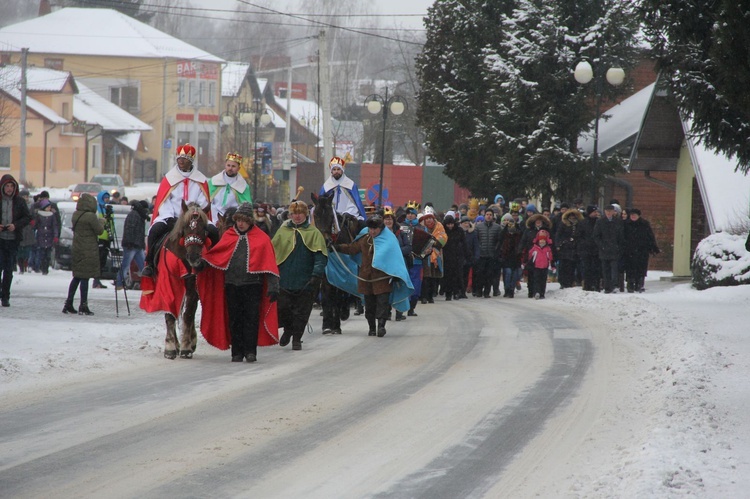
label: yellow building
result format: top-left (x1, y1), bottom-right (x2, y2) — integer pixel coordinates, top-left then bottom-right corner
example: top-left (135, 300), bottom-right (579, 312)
top-left (0, 7), bottom-right (224, 186)
top-left (0, 66), bottom-right (85, 188)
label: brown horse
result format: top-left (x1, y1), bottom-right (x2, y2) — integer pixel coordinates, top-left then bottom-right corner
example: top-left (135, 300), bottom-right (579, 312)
top-left (143, 202), bottom-right (211, 359)
top-left (311, 192), bottom-right (363, 334)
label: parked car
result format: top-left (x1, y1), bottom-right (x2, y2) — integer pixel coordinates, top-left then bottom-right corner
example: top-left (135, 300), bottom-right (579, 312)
top-left (53, 201), bottom-right (147, 288)
top-left (69, 182), bottom-right (104, 202)
top-left (90, 174), bottom-right (126, 198)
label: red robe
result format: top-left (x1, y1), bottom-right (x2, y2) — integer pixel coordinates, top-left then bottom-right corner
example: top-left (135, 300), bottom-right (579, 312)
top-left (198, 226), bottom-right (280, 350)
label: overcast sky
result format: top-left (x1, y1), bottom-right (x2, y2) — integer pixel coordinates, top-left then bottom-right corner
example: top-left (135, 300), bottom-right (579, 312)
top-left (193, 0), bottom-right (432, 30)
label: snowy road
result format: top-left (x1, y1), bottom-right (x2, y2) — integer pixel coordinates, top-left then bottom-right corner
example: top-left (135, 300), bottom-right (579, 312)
top-left (0, 288), bottom-right (611, 498)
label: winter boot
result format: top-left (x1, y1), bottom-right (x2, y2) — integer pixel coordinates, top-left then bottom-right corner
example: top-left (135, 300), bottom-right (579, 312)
top-left (367, 319), bottom-right (376, 336)
top-left (353, 301), bottom-right (364, 316)
top-left (395, 310), bottom-right (405, 321)
top-left (78, 302), bottom-right (94, 316)
top-left (638, 277), bottom-right (646, 293)
top-left (279, 330), bottom-right (292, 347)
top-left (292, 332), bottom-right (303, 350)
top-left (62, 300), bottom-right (78, 314)
top-left (92, 279), bottom-right (107, 289)
top-left (377, 318), bottom-right (387, 337)
top-left (618, 272), bottom-right (625, 293)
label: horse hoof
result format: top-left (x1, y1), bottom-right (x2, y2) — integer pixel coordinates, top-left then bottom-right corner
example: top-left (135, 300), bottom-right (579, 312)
top-left (164, 350), bottom-right (177, 360)
top-left (180, 351), bottom-right (193, 359)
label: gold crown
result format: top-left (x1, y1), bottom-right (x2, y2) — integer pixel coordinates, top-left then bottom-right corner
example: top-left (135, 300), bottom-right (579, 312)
top-left (382, 206), bottom-right (395, 217)
top-left (478, 198), bottom-right (489, 206)
top-left (329, 156), bottom-right (346, 169)
top-left (468, 198), bottom-right (480, 209)
top-left (405, 200), bottom-right (420, 211)
top-left (226, 152), bottom-right (243, 164)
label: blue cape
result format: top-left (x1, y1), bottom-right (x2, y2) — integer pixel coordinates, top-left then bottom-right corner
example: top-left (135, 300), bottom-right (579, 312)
top-left (326, 227), bottom-right (414, 312)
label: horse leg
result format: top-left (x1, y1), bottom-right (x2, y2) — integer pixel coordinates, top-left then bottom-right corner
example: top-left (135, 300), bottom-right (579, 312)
top-left (164, 313), bottom-right (179, 359)
top-left (179, 279), bottom-right (199, 358)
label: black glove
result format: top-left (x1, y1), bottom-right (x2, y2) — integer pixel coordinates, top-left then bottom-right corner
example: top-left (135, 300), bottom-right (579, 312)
top-left (306, 276), bottom-right (322, 290)
top-left (267, 291), bottom-right (278, 303)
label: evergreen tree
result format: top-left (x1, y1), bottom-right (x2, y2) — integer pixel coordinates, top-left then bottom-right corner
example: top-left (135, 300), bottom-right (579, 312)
top-left (64, 0), bottom-right (154, 24)
top-left (417, 0), bottom-right (639, 199)
top-left (640, 0), bottom-right (750, 173)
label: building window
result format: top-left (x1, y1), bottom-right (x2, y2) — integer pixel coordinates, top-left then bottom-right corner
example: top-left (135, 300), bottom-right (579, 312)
top-left (49, 148), bottom-right (56, 172)
top-left (44, 58), bottom-right (64, 70)
top-left (208, 82), bottom-right (216, 107)
top-left (91, 143), bottom-right (101, 169)
top-left (62, 102), bottom-right (71, 120)
top-left (178, 80), bottom-right (186, 106)
top-left (189, 81), bottom-right (199, 105)
top-left (199, 81), bottom-right (207, 106)
top-left (110, 85), bottom-right (139, 114)
top-left (0, 147), bottom-right (10, 169)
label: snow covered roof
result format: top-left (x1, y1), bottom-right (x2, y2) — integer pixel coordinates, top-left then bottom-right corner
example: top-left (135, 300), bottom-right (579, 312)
top-left (222, 62), bottom-right (250, 98)
top-left (274, 97), bottom-right (321, 134)
top-left (0, 66), bottom-right (68, 124)
top-left (113, 131), bottom-right (143, 152)
top-left (684, 119), bottom-right (750, 233)
top-left (73, 82), bottom-right (151, 132)
top-left (0, 8), bottom-right (223, 62)
top-left (578, 83), bottom-right (654, 156)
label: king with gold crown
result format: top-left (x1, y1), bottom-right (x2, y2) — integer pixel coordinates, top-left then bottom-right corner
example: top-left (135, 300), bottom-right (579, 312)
top-left (208, 152), bottom-right (253, 221)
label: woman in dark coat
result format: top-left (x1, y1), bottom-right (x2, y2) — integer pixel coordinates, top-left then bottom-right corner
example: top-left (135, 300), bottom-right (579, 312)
top-left (554, 209), bottom-right (584, 289)
top-left (34, 198), bottom-right (59, 275)
top-left (63, 193), bottom-right (105, 315)
top-left (440, 214), bottom-right (466, 300)
top-left (623, 208), bottom-right (659, 292)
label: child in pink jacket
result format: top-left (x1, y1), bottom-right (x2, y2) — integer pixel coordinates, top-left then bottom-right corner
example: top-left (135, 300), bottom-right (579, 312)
top-left (527, 229), bottom-right (555, 299)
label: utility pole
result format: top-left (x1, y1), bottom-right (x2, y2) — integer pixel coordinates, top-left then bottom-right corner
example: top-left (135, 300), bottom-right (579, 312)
top-left (319, 30), bottom-right (333, 174)
top-left (19, 48), bottom-right (29, 184)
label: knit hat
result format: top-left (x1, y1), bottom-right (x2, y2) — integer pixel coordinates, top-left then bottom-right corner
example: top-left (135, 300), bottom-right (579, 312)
top-left (443, 214), bottom-right (456, 225)
top-left (586, 205), bottom-right (599, 215)
top-left (366, 215), bottom-right (384, 229)
top-left (39, 199), bottom-right (51, 209)
top-left (233, 202), bottom-right (255, 223)
top-left (526, 203), bottom-right (537, 213)
top-left (534, 229), bottom-right (550, 243)
top-left (460, 215), bottom-right (470, 224)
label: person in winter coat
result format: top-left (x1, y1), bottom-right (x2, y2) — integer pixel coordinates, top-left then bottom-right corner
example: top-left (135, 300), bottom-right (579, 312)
top-left (460, 215), bottom-right (479, 299)
top-left (520, 213), bottom-right (552, 297)
top-left (93, 190), bottom-right (114, 288)
top-left (473, 208), bottom-right (503, 297)
top-left (499, 212), bottom-right (523, 298)
top-left (0, 174), bottom-right (32, 306)
top-left (440, 214), bottom-right (466, 301)
top-left (419, 208), bottom-right (447, 303)
top-left (593, 204), bottom-right (625, 294)
top-left (272, 200), bottom-right (327, 350)
top-left (34, 198), bottom-right (59, 275)
top-left (383, 207), bottom-right (412, 321)
top-left (555, 209), bottom-right (584, 289)
top-left (527, 229), bottom-right (555, 299)
top-left (63, 193), bottom-right (106, 315)
top-left (116, 200), bottom-right (150, 289)
top-left (623, 208), bottom-right (660, 292)
top-left (579, 205), bottom-right (601, 291)
top-left (17, 189), bottom-right (36, 274)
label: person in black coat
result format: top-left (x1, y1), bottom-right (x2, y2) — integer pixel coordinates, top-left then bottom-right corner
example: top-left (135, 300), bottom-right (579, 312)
top-left (593, 204), bottom-right (625, 293)
top-left (579, 205), bottom-right (601, 291)
top-left (116, 200), bottom-right (151, 289)
top-left (498, 212), bottom-right (523, 297)
top-left (473, 208), bottom-right (503, 298)
top-left (460, 216), bottom-right (479, 299)
top-left (441, 214), bottom-right (466, 300)
top-left (623, 208), bottom-right (660, 292)
top-left (0, 174), bottom-right (32, 306)
top-left (555, 209), bottom-right (584, 289)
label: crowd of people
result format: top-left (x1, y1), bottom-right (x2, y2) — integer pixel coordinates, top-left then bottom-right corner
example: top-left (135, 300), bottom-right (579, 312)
top-left (0, 145), bottom-right (662, 364)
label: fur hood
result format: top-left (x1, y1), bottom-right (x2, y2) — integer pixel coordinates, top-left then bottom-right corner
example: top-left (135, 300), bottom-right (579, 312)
top-left (561, 209), bottom-right (584, 225)
top-left (525, 213), bottom-right (552, 229)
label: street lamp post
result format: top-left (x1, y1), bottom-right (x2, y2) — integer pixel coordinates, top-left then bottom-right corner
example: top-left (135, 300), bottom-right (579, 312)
top-left (574, 61), bottom-right (625, 204)
top-left (365, 89), bottom-right (406, 208)
top-left (237, 99), bottom-right (272, 202)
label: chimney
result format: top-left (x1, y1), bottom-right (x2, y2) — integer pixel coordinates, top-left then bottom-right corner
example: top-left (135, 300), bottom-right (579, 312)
top-left (39, 0), bottom-right (51, 16)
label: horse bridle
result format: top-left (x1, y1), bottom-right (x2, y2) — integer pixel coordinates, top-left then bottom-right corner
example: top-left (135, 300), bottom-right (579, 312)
top-left (183, 212), bottom-right (205, 248)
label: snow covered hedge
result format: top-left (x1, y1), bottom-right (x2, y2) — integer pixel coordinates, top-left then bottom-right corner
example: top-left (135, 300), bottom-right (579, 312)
top-left (691, 232), bottom-right (750, 289)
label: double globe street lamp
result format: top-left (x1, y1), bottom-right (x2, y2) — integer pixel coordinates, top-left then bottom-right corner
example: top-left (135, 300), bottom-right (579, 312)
top-left (574, 60), bottom-right (625, 203)
top-left (365, 89), bottom-right (406, 208)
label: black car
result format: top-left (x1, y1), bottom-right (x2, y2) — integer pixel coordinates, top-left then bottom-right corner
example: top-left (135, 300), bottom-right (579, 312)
top-left (53, 202), bottom-right (147, 287)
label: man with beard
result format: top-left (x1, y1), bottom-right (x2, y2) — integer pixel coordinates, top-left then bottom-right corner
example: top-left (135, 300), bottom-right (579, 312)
top-left (319, 156), bottom-right (366, 221)
top-left (141, 143), bottom-right (217, 277)
top-left (208, 152), bottom-right (252, 222)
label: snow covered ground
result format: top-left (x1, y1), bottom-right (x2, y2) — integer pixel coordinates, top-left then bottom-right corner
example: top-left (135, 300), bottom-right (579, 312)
top-left (1, 270), bottom-right (749, 497)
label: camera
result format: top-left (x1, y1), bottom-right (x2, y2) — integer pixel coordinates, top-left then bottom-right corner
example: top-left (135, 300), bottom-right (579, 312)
top-left (105, 205), bottom-right (114, 215)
